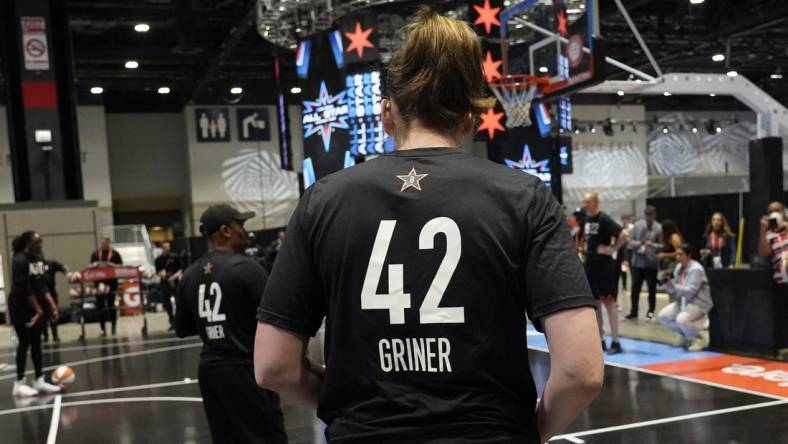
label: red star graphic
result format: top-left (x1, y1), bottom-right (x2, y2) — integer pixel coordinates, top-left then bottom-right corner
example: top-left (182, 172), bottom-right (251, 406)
top-left (482, 51), bottom-right (502, 83)
top-left (345, 22), bottom-right (374, 58)
top-left (478, 107), bottom-right (505, 139)
top-left (557, 10), bottom-right (568, 36)
top-left (473, 0), bottom-right (501, 35)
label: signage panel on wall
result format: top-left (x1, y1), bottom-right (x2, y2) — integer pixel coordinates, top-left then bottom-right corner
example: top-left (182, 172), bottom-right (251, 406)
top-left (195, 108), bottom-right (230, 142)
top-left (341, 13), bottom-right (379, 65)
top-left (236, 108), bottom-right (271, 142)
top-left (21, 17), bottom-right (50, 71)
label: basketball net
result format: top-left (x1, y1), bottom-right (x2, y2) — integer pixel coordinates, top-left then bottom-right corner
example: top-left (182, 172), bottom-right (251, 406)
top-left (488, 75), bottom-right (547, 128)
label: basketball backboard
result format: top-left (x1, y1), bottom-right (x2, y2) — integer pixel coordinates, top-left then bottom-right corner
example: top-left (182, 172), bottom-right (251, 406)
top-left (500, 0), bottom-right (605, 101)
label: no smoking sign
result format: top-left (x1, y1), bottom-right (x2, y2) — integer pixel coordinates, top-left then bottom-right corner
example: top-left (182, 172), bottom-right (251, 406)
top-left (26, 38), bottom-right (46, 57)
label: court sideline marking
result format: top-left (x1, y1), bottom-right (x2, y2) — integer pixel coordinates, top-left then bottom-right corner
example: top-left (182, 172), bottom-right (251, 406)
top-left (0, 342), bottom-right (202, 382)
top-left (0, 396), bottom-right (203, 417)
top-left (0, 337), bottom-right (200, 359)
top-left (551, 399), bottom-right (788, 440)
top-left (527, 345), bottom-right (787, 401)
top-left (62, 379), bottom-right (198, 398)
top-left (46, 394), bottom-right (62, 444)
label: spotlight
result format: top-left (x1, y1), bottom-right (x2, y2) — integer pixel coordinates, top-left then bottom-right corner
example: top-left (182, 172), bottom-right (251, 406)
top-left (590, 125), bottom-right (597, 134)
top-left (663, 91), bottom-right (672, 96)
top-left (690, 0), bottom-right (704, 4)
top-left (134, 23), bottom-right (150, 33)
top-left (157, 86), bottom-right (170, 94)
top-left (710, 93), bottom-right (716, 97)
top-left (692, 127), bottom-right (698, 134)
top-left (726, 70), bottom-right (738, 77)
top-left (711, 53), bottom-right (725, 62)
top-left (538, 66), bottom-right (549, 73)
top-left (90, 86), bottom-right (104, 94)
top-left (771, 73), bottom-right (783, 80)
top-left (230, 87), bottom-right (243, 95)
top-left (125, 60), bottom-right (139, 69)
top-left (662, 126), bottom-right (669, 134)
top-left (617, 90), bottom-right (625, 96)
top-left (716, 126), bottom-right (722, 133)
top-left (574, 128), bottom-right (580, 134)
top-left (290, 86), bottom-right (302, 94)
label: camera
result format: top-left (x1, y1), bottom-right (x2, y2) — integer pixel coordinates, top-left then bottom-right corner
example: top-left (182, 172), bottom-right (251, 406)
top-left (769, 216), bottom-right (779, 231)
top-left (657, 275), bottom-right (671, 286)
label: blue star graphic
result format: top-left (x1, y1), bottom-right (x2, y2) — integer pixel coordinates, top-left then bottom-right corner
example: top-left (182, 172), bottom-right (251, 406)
top-left (504, 144), bottom-right (550, 173)
top-left (302, 82), bottom-right (349, 152)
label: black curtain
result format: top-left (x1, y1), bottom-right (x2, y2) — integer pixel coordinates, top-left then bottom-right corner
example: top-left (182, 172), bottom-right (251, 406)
top-left (647, 193), bottom-right (748, 261)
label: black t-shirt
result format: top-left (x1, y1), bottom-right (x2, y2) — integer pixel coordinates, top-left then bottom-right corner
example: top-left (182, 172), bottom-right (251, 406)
top-left (257, 147), bottom-right (594, 443)
top-left (90, 248), bottom-right (124, 290)
top-left (176, 250), bottom-right (268, 367)
top-left (584, 212), bottom-right (622, 259)
top-left (44, 260), bottom-right (66, 295)
top-left (10, 252), bottom-right (47, 317)
top-left (155, 253), bottom-right (184, 278)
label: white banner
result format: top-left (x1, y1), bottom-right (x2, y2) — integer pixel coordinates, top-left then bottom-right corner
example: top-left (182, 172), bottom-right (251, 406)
top-left (21, 16), bottom-right (50, 71)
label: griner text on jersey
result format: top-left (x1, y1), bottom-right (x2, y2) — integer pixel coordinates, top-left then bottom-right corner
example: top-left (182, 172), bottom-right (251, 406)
top-left (206, 324), bottom-right (225, 339)
top-left (379, 337), bottom-right (452, 373)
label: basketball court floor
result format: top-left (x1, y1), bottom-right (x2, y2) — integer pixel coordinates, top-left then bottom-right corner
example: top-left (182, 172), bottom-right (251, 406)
top-left (0, 312), bottom-right (786, 443)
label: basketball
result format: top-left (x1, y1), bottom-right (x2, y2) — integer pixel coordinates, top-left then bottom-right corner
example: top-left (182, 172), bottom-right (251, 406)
top-left (66, 271), bottom-right (82, 283)
top-left (51, 366), bottom-right (76, 388)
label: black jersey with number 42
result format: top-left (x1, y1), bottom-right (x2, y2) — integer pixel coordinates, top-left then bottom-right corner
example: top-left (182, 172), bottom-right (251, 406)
top-left (258, 147), bottom-right (594, 443)
top-left (176, 250), bottom-right (266, 366)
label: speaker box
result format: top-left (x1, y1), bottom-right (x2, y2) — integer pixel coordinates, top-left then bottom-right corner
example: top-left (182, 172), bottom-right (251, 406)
top-left (747, 137), bottom-right (783, 265)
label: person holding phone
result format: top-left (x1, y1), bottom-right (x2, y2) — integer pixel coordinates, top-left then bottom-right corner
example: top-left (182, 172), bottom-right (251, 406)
top-left (759, 201), bottom-right (788, 284)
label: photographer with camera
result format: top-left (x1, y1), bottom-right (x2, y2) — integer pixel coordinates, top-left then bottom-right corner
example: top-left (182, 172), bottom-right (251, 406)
top-left (658, 244), bottom-right (713, 352)
top-left (759, 201), bottom-right (788, 284)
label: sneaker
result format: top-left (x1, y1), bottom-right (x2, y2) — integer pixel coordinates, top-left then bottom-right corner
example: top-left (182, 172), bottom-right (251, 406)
top-left (607, 341), bottom-right (623, 355)
top-left (601, 340), bottom-right (608, 352)
top-left (672, 334), bottom-right (691, 348)
top-left (624, 313), bottom-right (638, 321)
top-left (33, 376), bottom-right (62, 394)
top-left (646, 312), bottom-right (655, 321)
top-left (687, 335), bottom-right (709, 352)
top-left (13, 380), bottom-right (39, 398)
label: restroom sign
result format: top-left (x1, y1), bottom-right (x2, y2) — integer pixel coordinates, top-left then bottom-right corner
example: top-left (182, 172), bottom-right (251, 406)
top-left (21, 17), bottom-right (50, 71)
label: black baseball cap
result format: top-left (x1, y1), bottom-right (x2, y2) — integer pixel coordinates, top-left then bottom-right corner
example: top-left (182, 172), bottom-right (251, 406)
top-left (199, 204), bottom-right (255, 236)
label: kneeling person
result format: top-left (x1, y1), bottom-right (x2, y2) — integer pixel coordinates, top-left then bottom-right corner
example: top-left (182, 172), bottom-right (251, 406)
top-left (658, 244), bottom-right (713, 351)
top-left (176, 205), bottom-right (287, 444)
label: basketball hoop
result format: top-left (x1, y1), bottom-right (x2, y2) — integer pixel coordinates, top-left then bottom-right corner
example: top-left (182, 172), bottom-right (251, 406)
top-left (488, 75), bottom-right (550, 128)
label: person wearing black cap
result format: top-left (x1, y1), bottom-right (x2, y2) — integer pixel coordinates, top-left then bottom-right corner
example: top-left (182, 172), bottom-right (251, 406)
top-left (175, 204), bottom-right (287, 444)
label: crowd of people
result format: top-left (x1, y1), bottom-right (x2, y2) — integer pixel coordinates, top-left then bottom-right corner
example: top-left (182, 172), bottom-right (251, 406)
top-left (570, 194), bottom-right (788, 354)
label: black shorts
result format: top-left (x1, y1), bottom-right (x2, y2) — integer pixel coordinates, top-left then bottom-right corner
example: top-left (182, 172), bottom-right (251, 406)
top-left (585, 255), bottom-right (616, 299)
top-left (198, 364), bottom-right (287, 444)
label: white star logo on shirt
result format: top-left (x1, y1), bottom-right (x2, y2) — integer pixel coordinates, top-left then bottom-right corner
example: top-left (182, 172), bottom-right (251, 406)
top-left (396, 167), bottom-right (428, 192)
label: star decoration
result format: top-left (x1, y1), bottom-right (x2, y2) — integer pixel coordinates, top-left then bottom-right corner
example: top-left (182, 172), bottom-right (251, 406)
top-left (203, 262), bottom-right (213, 274)
top-left (302, 81), bottom-right (349, 152)
top-left (396, 167), bottom-right (428, 192)
top-left (505, 144), bottom-right (550, 172)
top-left (345, 22), bottom-right (375, 59)
top-left (482, 51), bottom-right (502, 83)
top-left (478, 107), bottom-right (505, 139)
top-left (473, 0), bottom-right (501, 35)
top-left (556, 9), bottom-right (568, 36)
